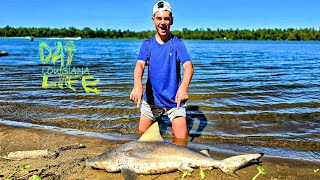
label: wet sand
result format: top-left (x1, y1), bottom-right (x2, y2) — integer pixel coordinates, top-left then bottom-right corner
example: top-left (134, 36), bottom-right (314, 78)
top-left (0, 124), bottom-right (319, 180)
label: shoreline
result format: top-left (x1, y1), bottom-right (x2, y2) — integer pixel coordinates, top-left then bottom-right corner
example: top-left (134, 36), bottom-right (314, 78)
top-left (0, 119), bottom-right (318, 162)
top-left (0, 123), bottom-right (319, 180)
top-left (2, 36), bottom-right (320, 42)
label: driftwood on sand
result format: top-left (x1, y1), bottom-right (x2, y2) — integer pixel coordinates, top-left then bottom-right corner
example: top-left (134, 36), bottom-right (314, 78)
top-left (3, 149), bottom-right (58, 160)
top-left (3, 144), bottom-right (85, 160)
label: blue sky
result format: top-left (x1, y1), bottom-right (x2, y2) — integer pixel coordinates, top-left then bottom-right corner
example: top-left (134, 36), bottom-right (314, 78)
top-left (1, 0), bottom-right (319, 31)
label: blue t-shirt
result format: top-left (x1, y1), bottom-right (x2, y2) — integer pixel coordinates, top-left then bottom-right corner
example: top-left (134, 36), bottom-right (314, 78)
top-left (137, 35), bottom-right (191, 108)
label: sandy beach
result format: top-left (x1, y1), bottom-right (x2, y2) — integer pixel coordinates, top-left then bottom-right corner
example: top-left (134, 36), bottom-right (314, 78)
top-left (0, 124), bottom-right (319, 180)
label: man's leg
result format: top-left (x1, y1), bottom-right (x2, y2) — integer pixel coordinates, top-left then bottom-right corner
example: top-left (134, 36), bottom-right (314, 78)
top-left (138, 114), bottom-right (153, 138)
top-left (172, 116), bottom-right (188, 138)
top-left (138, 101), bottom-right (158, 138)
top-left (171, 116), bottom-right (188, 146)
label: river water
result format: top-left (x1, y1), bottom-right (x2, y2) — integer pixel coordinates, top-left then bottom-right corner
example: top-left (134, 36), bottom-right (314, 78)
top-left (0, 38), bottom-right (319, 161)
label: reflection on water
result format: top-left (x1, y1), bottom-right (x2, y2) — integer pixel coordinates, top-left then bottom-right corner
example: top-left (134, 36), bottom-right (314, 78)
top-left (0, 38), bottom-right (319, 161)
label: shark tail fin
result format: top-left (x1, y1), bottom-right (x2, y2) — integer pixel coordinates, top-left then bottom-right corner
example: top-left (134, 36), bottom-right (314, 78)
top-left (219, 153), bottom-right (264, 176)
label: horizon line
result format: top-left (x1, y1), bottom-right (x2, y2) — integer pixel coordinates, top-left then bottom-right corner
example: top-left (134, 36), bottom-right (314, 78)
top-left (1, 25), bottom-right (320, 32)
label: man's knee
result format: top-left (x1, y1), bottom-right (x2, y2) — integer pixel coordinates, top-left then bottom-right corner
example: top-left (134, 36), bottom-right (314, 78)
top-left (139, 115), bottom-right (153, 132)
top-left (171, 116), bottom-right (188, 139)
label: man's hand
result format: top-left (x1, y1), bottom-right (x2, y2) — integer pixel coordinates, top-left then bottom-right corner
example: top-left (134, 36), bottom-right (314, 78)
top-left (176, 61), bottom-right (193, 108)
top-left (130, 60), bottom-right (145, 107)
top-left (175, 86), bottom-right (188, 108)
top-left (130, 85), bottom-right (143, 107)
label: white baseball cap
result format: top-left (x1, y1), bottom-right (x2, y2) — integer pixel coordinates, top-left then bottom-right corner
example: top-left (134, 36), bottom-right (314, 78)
top-left (153, 1), bottom-right (172, 15)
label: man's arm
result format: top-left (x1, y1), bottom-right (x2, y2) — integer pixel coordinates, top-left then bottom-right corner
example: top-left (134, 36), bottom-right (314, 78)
top-left (130, 60), bottom-right (146, 107)
top-left (176, 61), bottom-right (194, 108)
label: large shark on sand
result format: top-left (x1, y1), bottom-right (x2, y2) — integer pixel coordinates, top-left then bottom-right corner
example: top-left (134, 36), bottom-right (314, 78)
top-left (87, 122), bottom-right (263, 179)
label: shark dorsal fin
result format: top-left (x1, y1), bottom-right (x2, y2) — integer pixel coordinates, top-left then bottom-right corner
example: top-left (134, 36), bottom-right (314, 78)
top-left (200, 149), bottom-right (212, 157)
top-left (138, 122), bottom-right (164, 142)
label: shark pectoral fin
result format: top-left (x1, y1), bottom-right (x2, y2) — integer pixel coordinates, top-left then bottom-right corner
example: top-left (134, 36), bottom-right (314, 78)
top-left (121, 167), bottom-right (138, 180)
top-left (138, 122), bottom-right (164, 142)
top-left (199, 149), bottom-right (212, 157)
top-left (178, 163), bottom-right (194, 173)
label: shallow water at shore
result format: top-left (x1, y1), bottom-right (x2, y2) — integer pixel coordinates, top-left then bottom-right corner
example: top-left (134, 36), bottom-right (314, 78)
top-left (0, 38), bottom-right (319, 161)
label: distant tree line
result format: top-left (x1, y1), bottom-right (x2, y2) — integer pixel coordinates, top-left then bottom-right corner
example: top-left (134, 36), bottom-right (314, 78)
top-left (1, 25), bottom-right (320, 40)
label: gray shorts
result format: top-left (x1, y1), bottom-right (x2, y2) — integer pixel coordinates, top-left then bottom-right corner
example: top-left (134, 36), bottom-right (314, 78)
top-left (140, 100), bottom-right (186, 122)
